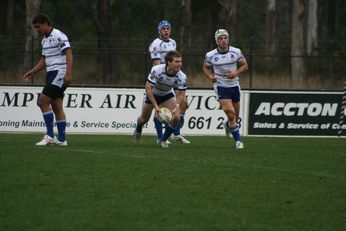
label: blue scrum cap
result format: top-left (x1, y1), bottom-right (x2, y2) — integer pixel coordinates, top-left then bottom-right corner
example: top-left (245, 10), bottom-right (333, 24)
top-left (157, 20), bottom-right (171, 32)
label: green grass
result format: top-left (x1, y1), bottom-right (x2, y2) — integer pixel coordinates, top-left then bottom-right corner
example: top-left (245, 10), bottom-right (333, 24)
top-left (0, 134), bottom-right (345, 231)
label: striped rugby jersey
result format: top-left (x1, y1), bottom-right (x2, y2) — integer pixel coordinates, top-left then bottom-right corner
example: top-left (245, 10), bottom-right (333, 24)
top-left (147, 64), bottom-right (187, 96)
top-left (149, 38), bottom-right (176, 64)
top-left (41, 28), bottom-right (71, 72)
top-left (204, 46), bottom-right (244, 88)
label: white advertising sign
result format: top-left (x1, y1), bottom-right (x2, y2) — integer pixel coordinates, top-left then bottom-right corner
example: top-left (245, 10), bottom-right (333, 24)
top-left (0, 86), bottom-right (246, 135)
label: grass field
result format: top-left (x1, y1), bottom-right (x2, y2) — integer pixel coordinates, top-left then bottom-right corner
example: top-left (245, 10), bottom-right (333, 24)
top-left (0, 133), bottom-right (345, 231)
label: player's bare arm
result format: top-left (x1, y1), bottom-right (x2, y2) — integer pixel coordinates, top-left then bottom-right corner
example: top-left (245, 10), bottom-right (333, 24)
top-left (145, 82), bottom-right (160, 115)
top-left (64, 49), bottom-right (73, 85)
top-left (226, 57), bottom-right (248, 79)
top-left (175, 90), bottom-right (185, 106)
top-left (173, 90), bottom-right (186, 113)
top-left (22, 57), bottom-right (46, 81)
top-left (203, 64), bottom-right (217, 83)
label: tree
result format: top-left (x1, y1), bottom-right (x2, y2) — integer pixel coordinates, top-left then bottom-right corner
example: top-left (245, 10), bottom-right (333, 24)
top-left (307, 0), bottom-right (317, 55)
top-left (217, 0), bottom-right (237, 40)
top-left (24, 0), bottom-right (41, 70)
top-left (291, 0), bottom-right (305, 85)
top-left (179, 0), bottom-right (192, 54)
top-left (327, 0), bottom-right (336, 36)
top-left (91, 0), bottom-right (114, 84)
top-left (265, 0), bottom-right (277, 65)
top-left (5, 0), bottom-right (15, 35)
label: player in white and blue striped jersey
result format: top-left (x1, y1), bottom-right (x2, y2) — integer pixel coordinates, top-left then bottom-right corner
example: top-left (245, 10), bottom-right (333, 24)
top-left (134, 50), bottom-right (187, 148)
top-left (148, 20), bottom-right (190, 144)
top-left (149, 20), bottom-right (177, 65)
top-left (203, 29), bottom-right (248, 149)
top-left (22, 14), bottom-right (73, 146)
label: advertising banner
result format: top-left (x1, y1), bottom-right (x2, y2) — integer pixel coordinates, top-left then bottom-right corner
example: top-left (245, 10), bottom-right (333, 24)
top-left (3, 86), bottom-right (343, 137)
top-left (248, 91), bottom-right (345, 136)
top-left (0, 86), bottom-right (245, 135)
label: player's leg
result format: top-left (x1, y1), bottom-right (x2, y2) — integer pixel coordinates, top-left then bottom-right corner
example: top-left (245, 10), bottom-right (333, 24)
top-left (232, 85), bottom-right (242, 128)
top-left (153, 94), bottom-right (168, 143)
top-left (220, 99), bottom-right (243, 149)
top-left (233, 100), bottom-right (239, 120)
top-left (220, 99), bottom-right (237, 128)
top-left (232, 101), bottom-right (242, 128)
top-left (36, 71), bottom-right (62, 145)
top-left (49, 84), bottom-right (67, 145)
top-left (153, 117), bottom-right (163, 141)
top-left (159, 98), bottom-right (180, 147)
top-left (35, 87), bottom-right (56, 145)
top-left (217, 85), bottom-right (243, 149)
top-left (38, 93), bottom-right (54, 135)
top-left (134, 102), bottom-right (153, 143)
top-left (52, 97), bottom-right (67, 145)
top-left (172, 96), bottom-right (190, 144)
top-left (230, 86), bottom-right (243, 148)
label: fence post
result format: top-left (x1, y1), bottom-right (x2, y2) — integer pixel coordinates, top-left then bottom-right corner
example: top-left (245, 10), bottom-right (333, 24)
top-left (338, 80), bottom-right (346, 137)
top-left (31, 34), bottom-right (34, 84)
top-left (144, 35), bottom-right (149, 80)
top-left (249, 37), bottom-right (253, 89)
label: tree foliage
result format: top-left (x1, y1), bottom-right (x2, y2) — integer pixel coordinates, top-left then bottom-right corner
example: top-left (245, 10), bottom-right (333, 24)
top-left (0, 0), bottom-right (345, 88)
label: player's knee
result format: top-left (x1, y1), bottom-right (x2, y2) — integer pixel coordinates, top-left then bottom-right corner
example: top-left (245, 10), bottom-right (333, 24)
top-left (224, 107), bottom-right (234, 115)
top-left (37, 98), bottom-right (47, 111)
top-left (171, 114), bottom-right (180, 126)
top-left (225, 109), bottom-right (236, 121)
top-left (180, 98), bottom-right (188, 112)
top-left (138, 116), bottom-right (149, 125)
top-left (37, 99), bottom-right (42, 108)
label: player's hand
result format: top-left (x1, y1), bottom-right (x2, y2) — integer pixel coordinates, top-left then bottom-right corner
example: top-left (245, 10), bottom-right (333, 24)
top-left (22, 71), bottom-right (33, 82)
top-left (64, 73), bottom-right (72, 85)
top-left (226, 70), bottom-right (238, 79)
top-left (154, 106), bottom-right (161, 117)
top-left (171, 103), bottom-right (179, 114)
top-left (209, 74), bottom-right (217, 83)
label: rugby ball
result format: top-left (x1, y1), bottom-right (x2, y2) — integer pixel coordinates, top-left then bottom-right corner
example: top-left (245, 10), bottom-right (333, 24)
top-left (158, 107), bottom-right (172, 124)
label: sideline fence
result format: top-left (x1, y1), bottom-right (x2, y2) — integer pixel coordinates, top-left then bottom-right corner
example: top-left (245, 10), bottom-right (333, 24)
top-left (338, 80), bottom-right (346, 137)
top-left (0, 36), bottom-right (345, 89)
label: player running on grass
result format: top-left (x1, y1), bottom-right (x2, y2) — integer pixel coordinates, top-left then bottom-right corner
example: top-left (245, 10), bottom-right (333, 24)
top-left (149, 20), bottom-right (190, 144)
top-left (133, 50), bottom-right (187, 148)
top-left (203, 29), bottom-right (248, 149)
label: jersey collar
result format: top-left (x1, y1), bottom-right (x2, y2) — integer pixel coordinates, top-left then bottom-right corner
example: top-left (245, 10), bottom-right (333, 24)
top-left (165, 66), bottom-right (177, 76)
top-left (45, 28), bottom-right (54, 38)
top-left (159, 37), bottom-right (170, 42)
top-left (217, 46), bottom-right (229, 54)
